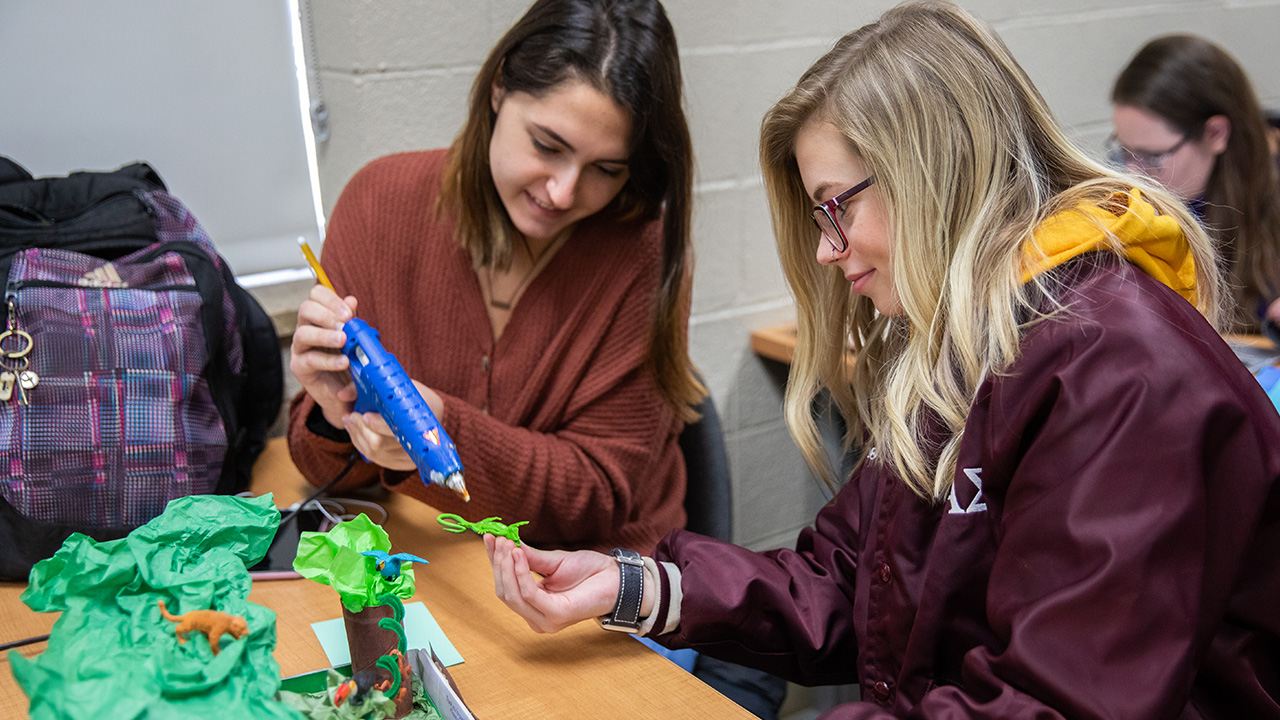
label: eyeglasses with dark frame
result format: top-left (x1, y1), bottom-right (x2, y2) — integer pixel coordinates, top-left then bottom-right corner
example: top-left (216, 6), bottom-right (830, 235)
top-left (811, 176), bottom-right (876, 254)
top-left (1106, 133), bottom-right (1191, 174)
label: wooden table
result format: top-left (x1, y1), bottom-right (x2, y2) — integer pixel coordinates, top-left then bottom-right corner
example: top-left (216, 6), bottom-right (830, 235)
top-left (0, 438), bottom-right (753, 720)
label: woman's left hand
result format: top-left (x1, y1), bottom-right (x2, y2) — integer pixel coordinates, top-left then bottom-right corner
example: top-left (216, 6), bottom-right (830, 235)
top-left (485, 535), bottom-right (620, 634)
top-left (343, 380), bottom-right (445, 472)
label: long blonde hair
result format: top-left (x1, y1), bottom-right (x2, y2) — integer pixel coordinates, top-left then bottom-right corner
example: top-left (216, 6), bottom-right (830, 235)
top-left (760, 0), bottom-right (1223, 499)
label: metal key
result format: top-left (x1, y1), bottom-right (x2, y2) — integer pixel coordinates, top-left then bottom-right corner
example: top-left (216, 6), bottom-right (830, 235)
top-left (18, 370), bottom-right (38, 390)
top-left (0, 371), bottom-right (13, 402)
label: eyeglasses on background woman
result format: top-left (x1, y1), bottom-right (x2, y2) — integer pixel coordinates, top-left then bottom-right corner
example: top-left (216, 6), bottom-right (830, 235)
top-left (1105, 132), bottom-right (1190, 173)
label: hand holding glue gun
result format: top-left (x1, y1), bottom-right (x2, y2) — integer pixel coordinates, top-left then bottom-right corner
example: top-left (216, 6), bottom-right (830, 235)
top-left (290, 238), bottom-right (469, 500)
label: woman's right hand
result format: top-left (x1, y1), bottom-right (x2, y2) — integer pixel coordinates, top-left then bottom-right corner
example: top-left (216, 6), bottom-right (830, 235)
top-left (485, 535), bottom-right (621, 634)
top-left (289, 285), bottom-right (360, 428)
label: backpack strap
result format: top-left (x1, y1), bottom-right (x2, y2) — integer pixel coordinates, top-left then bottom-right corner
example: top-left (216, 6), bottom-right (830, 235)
top-left (0, 157), bottom-right (33, 185)
top-left (110, 162), bottom-right (165, 189)
top-left (0, 160), bottom-right (165, 220)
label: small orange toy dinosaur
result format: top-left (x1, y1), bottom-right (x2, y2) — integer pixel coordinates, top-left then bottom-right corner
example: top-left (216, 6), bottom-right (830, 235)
top-left (157, 600), bottom-right (249, 656)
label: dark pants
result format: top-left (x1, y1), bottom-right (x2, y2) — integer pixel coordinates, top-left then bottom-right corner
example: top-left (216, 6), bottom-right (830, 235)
top-left (694, 654), bottom-right (788, 720)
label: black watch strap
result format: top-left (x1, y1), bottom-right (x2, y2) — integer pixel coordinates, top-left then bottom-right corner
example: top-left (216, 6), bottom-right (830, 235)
top-left (599, 548), bottom-right (644, 632)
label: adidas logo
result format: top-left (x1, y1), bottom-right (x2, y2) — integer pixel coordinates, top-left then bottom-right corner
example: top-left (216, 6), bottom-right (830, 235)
top-left (78, 263), bottom-right (128, 288)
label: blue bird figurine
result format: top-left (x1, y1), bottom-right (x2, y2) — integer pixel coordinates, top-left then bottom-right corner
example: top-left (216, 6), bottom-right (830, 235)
top-left (361, 549), bottom-right (429, 579)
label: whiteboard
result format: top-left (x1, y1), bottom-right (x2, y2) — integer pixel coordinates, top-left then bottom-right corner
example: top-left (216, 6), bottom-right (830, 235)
top-left (0, 0), bottom-right (323, 277)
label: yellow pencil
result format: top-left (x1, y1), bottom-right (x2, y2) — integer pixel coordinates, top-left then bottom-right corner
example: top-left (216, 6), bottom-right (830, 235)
top-left (296, 237), bottom-right (335, 292)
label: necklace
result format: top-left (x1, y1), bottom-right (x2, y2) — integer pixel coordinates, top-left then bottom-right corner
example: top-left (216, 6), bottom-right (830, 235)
top-left (487, 234), bottom-right (544, 310)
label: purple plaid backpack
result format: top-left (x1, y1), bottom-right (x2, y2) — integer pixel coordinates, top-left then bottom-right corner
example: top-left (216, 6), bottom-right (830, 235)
top-left (0, 158), bottom-right (283, 579)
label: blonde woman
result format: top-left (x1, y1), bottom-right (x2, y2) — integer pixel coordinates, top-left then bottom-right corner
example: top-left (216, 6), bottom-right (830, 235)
top-left (486, 2), bottom-right (1280, 716)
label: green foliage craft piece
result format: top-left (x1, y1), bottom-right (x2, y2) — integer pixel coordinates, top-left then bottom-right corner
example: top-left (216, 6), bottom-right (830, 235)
top-left (376, 655), bottom-right (403, 700)
top-left (437, 513), bottom-right (530, 545)
top-left (293, 514), bottom-right (420, 613)
top-left (10, 494), bottom-right (298, 720)
top-left (378, 617), bottom-right (408, 656)
top-left (377, 594), bottom-right (405, 623)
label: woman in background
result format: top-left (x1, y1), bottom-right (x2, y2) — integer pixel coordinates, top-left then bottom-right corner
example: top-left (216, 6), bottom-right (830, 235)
top-left (1111, 34), bottom-right (1280, 330)
top-left (486, 2), bottom-right (1280, 717)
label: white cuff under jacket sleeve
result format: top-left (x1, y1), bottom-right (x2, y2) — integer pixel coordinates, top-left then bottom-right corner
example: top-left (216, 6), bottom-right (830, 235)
top-left (636, 558), bottom-right (681, 637)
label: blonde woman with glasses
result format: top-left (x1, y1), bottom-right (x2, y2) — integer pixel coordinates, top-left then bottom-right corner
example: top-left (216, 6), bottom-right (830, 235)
top-left (485, 2), bottom-right (1280, 716)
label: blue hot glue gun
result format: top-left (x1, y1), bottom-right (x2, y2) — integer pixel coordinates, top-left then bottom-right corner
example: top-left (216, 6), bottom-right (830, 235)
top-left (342, 317), bottom-right (469, 501)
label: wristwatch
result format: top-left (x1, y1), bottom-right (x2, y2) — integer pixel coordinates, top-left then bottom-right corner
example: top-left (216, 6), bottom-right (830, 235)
top-left (598, 548), bottom-right (645, 632)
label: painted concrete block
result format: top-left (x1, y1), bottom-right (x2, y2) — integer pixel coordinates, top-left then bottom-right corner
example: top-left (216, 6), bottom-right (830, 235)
top-left (314, 70), bottom-right (472, 213)
top-left (690, 186), bottom-right (744, 314)
top-left (736, 183), bottom-right (790, 304)
top-left (311, 0), bottom-right (493, 71)
top-left (728, 422), bottom-right (831, 550)
top-left (1001, 7), bottom-right (1227, 129)
top-left (683, 43), bottom-right (835, 183)
top-left (666, 0), bottom-right (879, 48)
top-left (689, 307), bottom-right (794, 434)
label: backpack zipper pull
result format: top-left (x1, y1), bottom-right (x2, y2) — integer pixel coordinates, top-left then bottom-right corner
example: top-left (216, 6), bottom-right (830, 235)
top-left (0, 296), bottom-right (36, 404)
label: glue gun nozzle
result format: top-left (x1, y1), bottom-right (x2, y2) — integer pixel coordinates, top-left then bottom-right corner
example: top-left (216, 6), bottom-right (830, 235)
top-left (445, 472), bottom-right (470, 503)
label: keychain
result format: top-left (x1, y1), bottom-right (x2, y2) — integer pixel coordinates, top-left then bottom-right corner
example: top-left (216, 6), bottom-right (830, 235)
top-left (0, 299), bottom-right (38, 405)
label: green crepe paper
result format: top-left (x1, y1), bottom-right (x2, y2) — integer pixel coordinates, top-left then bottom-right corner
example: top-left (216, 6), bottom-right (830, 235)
top-left (9, 494), bottom-right (301, 720)
top-left (293, 514), bottom-right (419, 614)
top-left (277, 668), bottom-right (442, 720)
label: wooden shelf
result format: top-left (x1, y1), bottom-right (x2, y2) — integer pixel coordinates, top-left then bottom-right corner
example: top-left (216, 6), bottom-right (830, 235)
top-left (753, 322), bottom-right (1275, 368)
top-left (749, 323), bottom-right (800, 365)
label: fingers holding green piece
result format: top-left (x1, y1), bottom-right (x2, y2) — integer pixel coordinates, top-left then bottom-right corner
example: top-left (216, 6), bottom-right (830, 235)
top-left (437, 513), bottom-right (530, 545)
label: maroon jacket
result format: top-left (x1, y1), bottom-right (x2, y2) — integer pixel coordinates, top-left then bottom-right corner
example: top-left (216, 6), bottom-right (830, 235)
top-left (654, 257), bottom-right (1280, 719)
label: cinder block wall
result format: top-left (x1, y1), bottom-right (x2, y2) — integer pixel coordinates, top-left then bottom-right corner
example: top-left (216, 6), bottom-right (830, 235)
top-left (307, 0), bottom-right (1280, 552)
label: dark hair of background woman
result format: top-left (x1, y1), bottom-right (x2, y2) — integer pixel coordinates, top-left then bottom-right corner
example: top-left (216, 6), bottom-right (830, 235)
top-left (1113, 34), bottom-right (1280, 329)
top-left (439, 0), bottom-right (703, 419)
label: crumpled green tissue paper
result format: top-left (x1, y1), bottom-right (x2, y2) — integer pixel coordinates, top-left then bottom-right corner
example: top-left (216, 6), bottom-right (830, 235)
top-left (9, 493), bottom-right (302, 720)
top-left (292, 514), bottom-right (418, 613)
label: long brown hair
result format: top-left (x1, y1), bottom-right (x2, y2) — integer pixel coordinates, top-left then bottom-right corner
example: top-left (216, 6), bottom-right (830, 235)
top-left (438, 0), bottom-right (703, 419)
top-left (1113, 35), bottom-right (1280, 329)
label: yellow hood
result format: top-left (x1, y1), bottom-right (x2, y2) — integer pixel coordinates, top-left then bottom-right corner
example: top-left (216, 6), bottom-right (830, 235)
top-left (1022, 188), bottom-right (1197, 305)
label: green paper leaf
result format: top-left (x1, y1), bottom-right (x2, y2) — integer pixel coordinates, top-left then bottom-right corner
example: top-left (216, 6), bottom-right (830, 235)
top-left (11, 494), bottom-right (304, 720)
top-left (293, 514), bottom-right (421, 613)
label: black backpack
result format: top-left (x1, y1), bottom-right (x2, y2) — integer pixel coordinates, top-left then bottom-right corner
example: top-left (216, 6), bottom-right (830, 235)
top-left (0, 157), bottom-right (284, 579)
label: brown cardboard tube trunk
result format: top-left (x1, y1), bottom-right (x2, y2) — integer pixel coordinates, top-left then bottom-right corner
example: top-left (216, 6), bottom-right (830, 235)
top-left (342, 604), bottom-right (414, 718)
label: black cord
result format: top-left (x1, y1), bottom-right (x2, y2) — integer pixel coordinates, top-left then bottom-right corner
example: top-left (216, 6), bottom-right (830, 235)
top-left (278, 452), bottom-right (360, 528)
top-left (0, 633), bottom-right (49, 652)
